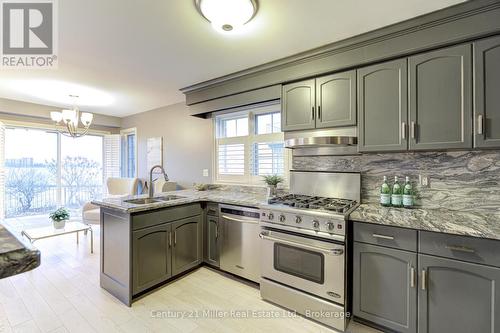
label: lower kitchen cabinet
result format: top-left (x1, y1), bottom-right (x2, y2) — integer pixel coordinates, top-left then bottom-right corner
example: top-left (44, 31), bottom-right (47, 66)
top-left (205, 215), bottom-right (220, 267)
top-left (418, 254), bottom-right (500, 333)
top-left (132, 223), bottom-right (172, 294)
top-left (353, 242), bottom-right (417, 333)
top-left (171, 215), bottom-right (202, 276)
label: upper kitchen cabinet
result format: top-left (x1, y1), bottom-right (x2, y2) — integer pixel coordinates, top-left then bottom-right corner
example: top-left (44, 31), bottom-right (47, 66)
top-left (282, 79), bottom-right (316, 131)
top-left (316, 71), bottom-right (356, 128)
top-left (282, 71), bottom-right (357, 132)
top-left (474, 35), bottom-right (500, 148)
top-left (409, 44), bottom-right (472, 150)
top-left (358, 59), bottom-right (408, 152)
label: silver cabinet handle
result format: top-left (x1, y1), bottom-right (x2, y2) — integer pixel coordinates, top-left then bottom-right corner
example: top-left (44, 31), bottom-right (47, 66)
top-left (259, 232), bottom-right (344, 256)
top-left (215, 222), bottom-right (219, 240)
top-left (401, 122), bottom-right (407, 140)
top-left (410, 266), bottom-right (415, 288)
top-left (311, 106), bottom-right (315, 120)
top-left (168, 231), bottom-right (172, 248)
top-left (410, 121), bottom-right (416, 139)
top-left (421, 269), bottom-right (427, 291)
top-left (445, 245), bottom-right (475, 253)
top-left (174, 231), bottom-right (177, 246)
top-left (372, 233), bottom-right (395, 240)
top-left (477, 114), bottom-right (484, 135)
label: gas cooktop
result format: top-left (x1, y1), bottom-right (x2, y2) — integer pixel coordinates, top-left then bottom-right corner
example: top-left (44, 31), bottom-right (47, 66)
top-left (268, 194), bottom-right (357, 214)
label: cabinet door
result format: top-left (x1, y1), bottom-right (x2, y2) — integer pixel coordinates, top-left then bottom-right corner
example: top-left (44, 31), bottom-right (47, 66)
top-left (358, 59), bottom-right (408, 152)
top-left (282, 79), bottom-right (316, 131)
top-left (316, 70), bottom-right (356, 128)
top-left (132, 223), bottom-right (171, 294)
top-left (474, 35), bottom-right (500, 148)
top-left (206, 216), bottom-right (220, 267)
top-left (171, 215), bottom-right (202, 276)
top-left (418, 254), bottom-right (500, 333)
top-left (409, 44), bottom-right (472, 150)
top-left (353, 243), bottom-right (417, 333)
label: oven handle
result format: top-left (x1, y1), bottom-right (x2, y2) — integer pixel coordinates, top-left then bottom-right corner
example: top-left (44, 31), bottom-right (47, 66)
top-left (259, 232), bottom-right (344, 256)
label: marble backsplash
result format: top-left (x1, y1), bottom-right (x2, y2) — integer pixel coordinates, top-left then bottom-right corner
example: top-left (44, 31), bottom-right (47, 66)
top-left (292, 151), bottom-right (500, 212)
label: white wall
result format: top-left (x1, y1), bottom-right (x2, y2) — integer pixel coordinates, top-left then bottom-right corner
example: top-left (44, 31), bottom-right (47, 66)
top-left (121, 102), bottom-right (212, 189)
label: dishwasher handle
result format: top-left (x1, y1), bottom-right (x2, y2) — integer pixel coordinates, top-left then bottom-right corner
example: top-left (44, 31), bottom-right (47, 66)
top-left (221, 215), bottom-right (259, 224)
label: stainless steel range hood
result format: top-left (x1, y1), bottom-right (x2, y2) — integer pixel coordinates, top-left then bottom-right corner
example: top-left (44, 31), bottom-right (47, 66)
top-left (284, 128), bottom-right (359, 156)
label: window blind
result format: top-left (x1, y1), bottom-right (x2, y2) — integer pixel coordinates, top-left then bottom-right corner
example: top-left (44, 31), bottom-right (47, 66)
top-left (103, 135), bottom-right (121, 187)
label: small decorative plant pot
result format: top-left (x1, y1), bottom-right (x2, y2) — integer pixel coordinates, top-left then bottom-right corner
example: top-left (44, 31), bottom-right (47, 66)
top-left (52, 219), bottom-right (66, 229)
top-left (267, 184), bottom-right (278, 197)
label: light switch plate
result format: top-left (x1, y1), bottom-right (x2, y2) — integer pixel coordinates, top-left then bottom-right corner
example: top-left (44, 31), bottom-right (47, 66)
top-left (419, 174), bottom-right (429, 187)
top-left (203, 169), bottom-right (209, 177)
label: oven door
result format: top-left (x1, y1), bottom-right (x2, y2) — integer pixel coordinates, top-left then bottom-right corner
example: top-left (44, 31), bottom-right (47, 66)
top-left (259, 228), bottom-right (345, 304)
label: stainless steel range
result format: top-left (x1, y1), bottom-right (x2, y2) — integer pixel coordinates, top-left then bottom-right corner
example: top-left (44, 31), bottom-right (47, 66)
top-left (259, 171), bottom-right (360, 332)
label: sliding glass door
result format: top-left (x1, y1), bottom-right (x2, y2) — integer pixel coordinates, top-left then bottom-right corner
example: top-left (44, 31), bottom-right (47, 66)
top-left (4, 128), bottom-right (58, 218)
top-left (4, 126), bottom-right (104, 219)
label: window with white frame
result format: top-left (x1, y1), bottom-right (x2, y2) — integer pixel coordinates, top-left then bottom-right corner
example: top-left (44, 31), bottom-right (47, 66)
top-left (120, 128), bottom-right (137, 178)
top-left (214, 103), bottom-right (289, 185)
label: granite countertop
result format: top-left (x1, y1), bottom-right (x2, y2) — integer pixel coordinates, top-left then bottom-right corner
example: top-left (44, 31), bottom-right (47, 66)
top-left (0, 224), bottom-right (41, 279)
top-left (91, 188), bottom-right (269, 213)
top-left (350, 203), bottom-right (500, 241)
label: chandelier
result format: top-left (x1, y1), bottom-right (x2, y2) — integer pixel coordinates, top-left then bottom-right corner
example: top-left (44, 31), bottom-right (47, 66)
top-left (50, 95), bottom-right (93, 138)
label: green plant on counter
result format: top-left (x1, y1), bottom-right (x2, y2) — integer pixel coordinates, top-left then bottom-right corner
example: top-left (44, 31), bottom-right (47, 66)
top-left (262, 175), bottom-right (284, 186)
top-left (49, 207), bottom-right (70, 222)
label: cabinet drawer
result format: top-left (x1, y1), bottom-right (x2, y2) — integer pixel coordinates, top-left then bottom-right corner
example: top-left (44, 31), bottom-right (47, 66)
top-left (353, 222), bottom-right (417, 252)
top-left (206, 202), bottom-right (219, 216)
top-left (132, 204), bottom-right (202, 230)
top-left (419, 231), bottom-right (500, 267)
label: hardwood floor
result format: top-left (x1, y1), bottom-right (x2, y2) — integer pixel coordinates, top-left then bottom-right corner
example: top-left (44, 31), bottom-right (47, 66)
top-left (0, 227), bottom-right (380, 333)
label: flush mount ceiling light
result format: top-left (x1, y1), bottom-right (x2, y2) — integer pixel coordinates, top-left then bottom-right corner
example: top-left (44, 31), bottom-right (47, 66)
top-left (195, 0), bottom-right (258, 33)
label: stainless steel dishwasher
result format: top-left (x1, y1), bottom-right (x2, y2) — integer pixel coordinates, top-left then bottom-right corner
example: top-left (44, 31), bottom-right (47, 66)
top-left (219, 204), bottom-right (261, 283)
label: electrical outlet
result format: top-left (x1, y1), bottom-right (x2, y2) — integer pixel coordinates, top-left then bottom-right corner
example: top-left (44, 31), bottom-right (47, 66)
top-left (202, 169), bottom-right (209, 177)
top-left (419, 174), bottom-right (429, 187)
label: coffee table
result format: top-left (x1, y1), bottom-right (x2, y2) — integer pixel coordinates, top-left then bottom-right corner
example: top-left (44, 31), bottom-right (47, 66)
top-left (21, 222), bottom-right (94, 253)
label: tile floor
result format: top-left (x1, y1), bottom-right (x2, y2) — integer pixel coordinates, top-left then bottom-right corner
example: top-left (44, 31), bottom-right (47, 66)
top-left (0, 226), bottom-right (381, 333)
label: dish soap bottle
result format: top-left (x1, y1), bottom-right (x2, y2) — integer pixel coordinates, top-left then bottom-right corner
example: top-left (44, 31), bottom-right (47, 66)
top-left (403, 176), bottom-right (414, 208)
top-left (380, 176), bottom-right (391, 207)
top-left (391, 176), bottom-right (403, 207)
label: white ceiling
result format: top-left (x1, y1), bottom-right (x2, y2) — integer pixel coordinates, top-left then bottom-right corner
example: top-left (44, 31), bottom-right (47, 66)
top-left (0, 0), bottom-right (465, 117)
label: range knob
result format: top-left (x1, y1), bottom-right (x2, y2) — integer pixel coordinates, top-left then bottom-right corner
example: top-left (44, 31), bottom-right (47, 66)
top-left (327, 222), bottom-right (335, 231)
top-left (279, 215), bottom-right (286, 222)
top-left (268, 213), bottom-right (274, 220)
top-left (312, 220), bottom-right (320, 229)
top-left (295, 216), bottom-right (302, 224)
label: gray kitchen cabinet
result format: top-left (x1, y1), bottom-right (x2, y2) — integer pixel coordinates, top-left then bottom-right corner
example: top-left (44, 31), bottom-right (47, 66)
top-left (205, 215), bottom-right (220, 267)
top-left (353, 242), bottom-right (417, 333)
top-left (474, 35), bottom-right (500, 148)
top-left (418, 254), bottom-right (500, 333)
top-left (316, 70), bottom-right (356, 128)
top-left (171, 215), bottom-right (202, 276)
top-left (409, 44), bottom-right (472, 150)
top-left (358, 59), bottom-right (408, 152)
top-left (282, 79), bottom-right (316, 131)
top-left (132, 223), bottom-right (172, 294)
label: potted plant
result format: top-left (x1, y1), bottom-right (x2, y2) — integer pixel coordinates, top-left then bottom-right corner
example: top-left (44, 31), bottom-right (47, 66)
top-left (49, 207), bottom-right (70, 229)
top-left (263, 175), bottom-right (284, 197)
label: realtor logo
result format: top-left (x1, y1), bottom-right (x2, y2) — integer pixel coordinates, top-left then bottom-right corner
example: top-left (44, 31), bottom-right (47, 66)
top-left (1, 0), bottom-right (58, 68)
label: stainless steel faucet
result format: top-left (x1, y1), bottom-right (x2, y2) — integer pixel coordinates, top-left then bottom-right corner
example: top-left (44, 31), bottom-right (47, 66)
top-left (149, 165), bottom-right (169, 198)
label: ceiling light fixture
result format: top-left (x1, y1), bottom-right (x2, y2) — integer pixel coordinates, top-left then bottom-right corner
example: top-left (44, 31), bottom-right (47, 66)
top-left (50, 95), bottom-right (94, 138)
top-left (195, 0), bottom-right (258, 33)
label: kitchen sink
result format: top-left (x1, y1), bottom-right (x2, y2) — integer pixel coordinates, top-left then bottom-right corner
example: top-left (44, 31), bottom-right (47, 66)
top-left (123, 195), bottom-right (186, 205)
top-left (155, 195), bottom-right (185, 201)
top-left (123, 198), bottom-right (162, 205)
